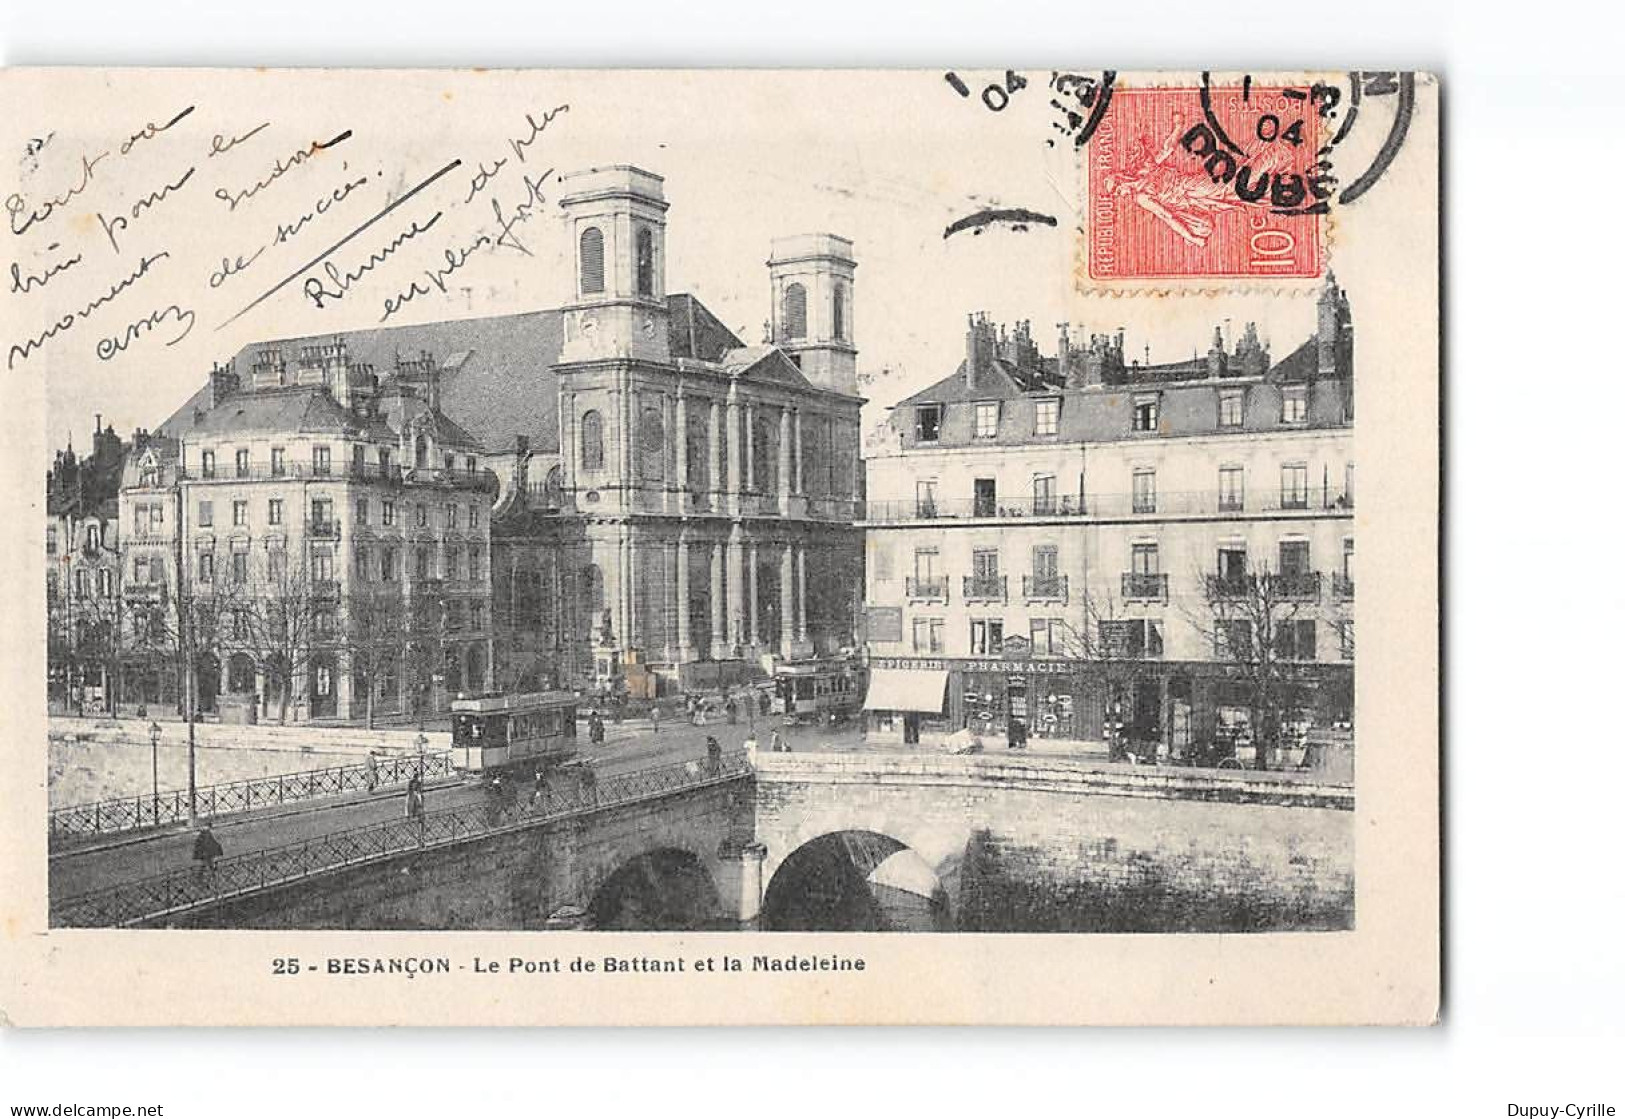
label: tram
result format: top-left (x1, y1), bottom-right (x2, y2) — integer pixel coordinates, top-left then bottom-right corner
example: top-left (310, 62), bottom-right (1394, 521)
top-left (450, 690), bottom-right (579, 772)
top-left (772, 659), bottom-right (866, 726)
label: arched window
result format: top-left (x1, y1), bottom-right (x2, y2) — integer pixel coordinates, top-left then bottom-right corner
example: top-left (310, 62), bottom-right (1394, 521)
top-left (685, 411), bottom-right (709, 493)
top-left (782, 283), bottom-right (807, 340)
top-left (579, 226), bottom-right (605, 295)
top-left (414, 433), bottom-right (428, 468)
top-left (833, 283), bottom-right (847, 341)
top-left (638, 406), bottom-right (665, 482)
top-left (543, 465), bottom-right (563, 508)
top-left (579, 410), bottom-right (604, 471)
top-left (635, 227), bottom-right (655, 297)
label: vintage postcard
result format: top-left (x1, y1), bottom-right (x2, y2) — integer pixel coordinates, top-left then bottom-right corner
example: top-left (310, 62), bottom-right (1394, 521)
top-left (0, 68), bottom-right (1438, 1026)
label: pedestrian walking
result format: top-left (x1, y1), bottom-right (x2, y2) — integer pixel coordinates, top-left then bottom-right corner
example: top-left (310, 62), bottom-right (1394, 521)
top-left (192, 826), bottom-right (223, 878)
top-left (706, 735), bottom-right (723, 776)
top-left (650, 704), bottom-right (661, 734)
top-left (589, 710), bottom-right (605, 745)
top-left (725, 695), bottom-right (738, 725)
top-left (365, 750), bottom-right (379, 793)
top-left (531, 766), bottom-right (548, 808)
top-left (405, 775), bottom-right (424, 819)
top-left (742, 730), bottom-right (759, 754)
top-left (769, 729), bottom-right (785, 753)
top-left (694, 695), bottom-right (707, 726)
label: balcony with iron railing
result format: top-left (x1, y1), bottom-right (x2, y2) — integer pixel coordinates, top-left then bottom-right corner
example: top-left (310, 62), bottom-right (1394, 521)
top-left (1022, 573), bottom-right (1068, 601)
top-left (1205, 571), bottom-right (1322, 602)
top-left (863, 488), bottom-right (1355, 524)
top-left (308, 519), bottom-right (342, 541)
top-left (905, 576), bottom-right (949, 602)
top-left (1121, 572), bottom-right (1169, 602)
top-left (962, 574), bottom-right (1007, 603)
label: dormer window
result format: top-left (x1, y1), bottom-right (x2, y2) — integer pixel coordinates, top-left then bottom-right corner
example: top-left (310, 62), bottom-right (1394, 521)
top-left (973, 401), bottom-right (1000, 439)
top-left (1281, 385), bottom-right (1308, 425)
top-left (1034, 397), bottom-right (1060, 437)
top-left (1132, 394), bottom-right (1160, 433)
top-left (914, 404), bottom-right (942, 444)
top-left (579, 226), bottom-right (605, 295)
top-left (1219, 389), bottom-right (1245, 428)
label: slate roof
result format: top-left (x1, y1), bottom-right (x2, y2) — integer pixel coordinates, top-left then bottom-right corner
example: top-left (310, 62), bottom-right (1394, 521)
top-left (156, 294), bottom-right (750, 455)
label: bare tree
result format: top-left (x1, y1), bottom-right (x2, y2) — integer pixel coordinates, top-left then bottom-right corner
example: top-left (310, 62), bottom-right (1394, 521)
top-left (342, 587), bottom-right (409, 729)
top-left (1050, 579), bottom-right (1163, 759)
top-left (1180, 560), bottom-right (1324, 770)
top-left (235, 550), bottom-right (321, 724)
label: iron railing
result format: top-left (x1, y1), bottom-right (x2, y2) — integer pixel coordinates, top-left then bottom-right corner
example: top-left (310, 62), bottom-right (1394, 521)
top-left (863, 489), bottom-right (1355, 524)
top-left (1022, 574), bottom-right (1068, 601)
top-left (1333, 573), bottom-right (1355, 600)
top-left (1122, 572), bottom-right (1170, 602)
top-left (962, 575), bottom-right (1007, 602)
top-left (51, 751), bottom-right (750, 928)
top-left (49, 752), bottom-right (456, 841)
top-left (905, 576), bottom-right (949, 601)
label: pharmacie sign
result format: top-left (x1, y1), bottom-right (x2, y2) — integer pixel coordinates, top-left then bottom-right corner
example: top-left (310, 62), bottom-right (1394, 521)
top-left (870, 657), bottom-right (1078, 675)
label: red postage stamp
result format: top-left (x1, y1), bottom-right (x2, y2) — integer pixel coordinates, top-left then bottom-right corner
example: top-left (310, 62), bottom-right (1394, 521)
top-left (1087, 84), bottom-right (1325, 281)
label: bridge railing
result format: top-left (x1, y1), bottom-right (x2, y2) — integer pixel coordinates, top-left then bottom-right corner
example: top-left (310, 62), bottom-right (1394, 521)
top-left (49, 752), bottom-right (458, 842)
top-left (51, 750), bottom-right (750, 928)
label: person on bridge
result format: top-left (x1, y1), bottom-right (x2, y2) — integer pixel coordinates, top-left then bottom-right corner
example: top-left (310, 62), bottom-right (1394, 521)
top-left (192, 827), bottom-right (223, 876)
top-left (725, 695), bottom-right (738, 725)
top-left (531, 766), bottom-right (548, 808)
top-left (588, 710), bottom-right (605, 745)
top-left (706, 735), bottom-right (723, 776)
top-left (405, 775), bottom-right (425, 819)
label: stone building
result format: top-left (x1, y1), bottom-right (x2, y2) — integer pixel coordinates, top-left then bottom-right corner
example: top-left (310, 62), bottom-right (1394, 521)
top-left (45, 420), bottom-right (132, 712)
top-left (860, 278), bottom-right (1355, 755)
top-left (490, 167), bottom-right (865, 696)
top-left (150, 346), bottom-right (495, 723)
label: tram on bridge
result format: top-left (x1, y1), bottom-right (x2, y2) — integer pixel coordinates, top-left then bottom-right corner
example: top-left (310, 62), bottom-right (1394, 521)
top-left (450, 690), bottom-right (579, 772)
top-left (773, 658), bottom-right (866, 726)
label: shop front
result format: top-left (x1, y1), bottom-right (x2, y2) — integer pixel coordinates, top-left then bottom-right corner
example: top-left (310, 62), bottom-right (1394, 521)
top-left (863, 662), bottom-right (951, 745)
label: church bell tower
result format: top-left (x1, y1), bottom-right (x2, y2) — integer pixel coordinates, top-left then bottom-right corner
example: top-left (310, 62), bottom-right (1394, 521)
top-left (767, 233), bottom-right (858, 396)
top-left (558, 165), bottom-right (670, 364)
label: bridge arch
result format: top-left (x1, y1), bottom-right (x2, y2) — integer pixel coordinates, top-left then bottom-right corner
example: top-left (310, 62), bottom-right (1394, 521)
top-left (761, 829), bottom-right (955, 932)
top-left (586, 846), bottom-right (725, 931)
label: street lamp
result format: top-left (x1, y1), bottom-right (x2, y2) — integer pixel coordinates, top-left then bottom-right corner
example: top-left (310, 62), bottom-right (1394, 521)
top-left (148, 719), bottom-right (162, 824)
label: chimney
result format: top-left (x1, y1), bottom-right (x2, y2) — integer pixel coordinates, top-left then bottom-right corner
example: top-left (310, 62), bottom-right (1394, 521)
top-left (964, 313), bottom-right (995, 393)
top-left (1206, 325), bottom-right (1227, 379)
top-left (1317, 272), bottom-right (1351, 380)
top-left (423, 351), bottom-right (441, 412)
top-left (1235, 322), bottom-right (1268, 378)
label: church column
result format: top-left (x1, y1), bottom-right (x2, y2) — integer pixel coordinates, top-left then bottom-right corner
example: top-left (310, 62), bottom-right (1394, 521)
top-left (563, 390), bottom-right (577, 494)
top-left (743, 401), bottom-right (756, 494)
top-left (793, 409), bottom-right (804, 495)
top-left (778, 407), bottom-right (792, 513)
top-left (710, 539), bottom-right (726, 660)
top-left (747, 541), bottom-right (760, 647)
top-left (619, 528), bottom-right (634, 655)
top-left (727, 526), bottom-right (746, 650)
top-left (708, 398), bottom-right (723, 510)
top-left (779, 541), bottom-right (794, 656)
top-left (676, 532), bottom-right (692, 661)
top-left (795, 543), bottom-right (808, 642)
top-left (674, 391), bottom-right (689, 512)
top-left (725, 390), bottom-right (742, 515)
top-left (619, 373), bottom-right (634, 502)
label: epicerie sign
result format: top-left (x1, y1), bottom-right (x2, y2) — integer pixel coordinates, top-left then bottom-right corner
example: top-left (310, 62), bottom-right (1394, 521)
top-left (870, 657), bottom-right (1077, 675)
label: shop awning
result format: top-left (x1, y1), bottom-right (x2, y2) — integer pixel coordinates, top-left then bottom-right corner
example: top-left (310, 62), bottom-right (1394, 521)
top-left (864, 669), bottom-right (948, 714)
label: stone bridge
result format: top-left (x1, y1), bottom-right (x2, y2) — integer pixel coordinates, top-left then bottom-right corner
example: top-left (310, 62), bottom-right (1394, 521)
top-left (181, 773), bottom-right (759, 931)
top-left (749, 750), bottom-right (1355, 933)
top-left (174, 749), bottom-right (1354, 933)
